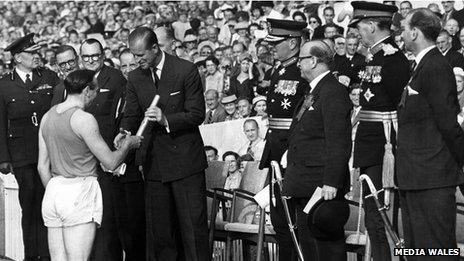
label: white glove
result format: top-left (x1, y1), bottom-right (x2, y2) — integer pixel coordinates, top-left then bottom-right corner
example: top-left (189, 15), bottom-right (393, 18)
top-left (280, 150), bottom-right (288, 169)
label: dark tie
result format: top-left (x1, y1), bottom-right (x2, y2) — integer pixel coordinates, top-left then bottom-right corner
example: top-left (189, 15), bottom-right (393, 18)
top-left (151, 68), bottom-right (159, 90)
top-left (247, 142), bottom-right (253, 156)
top-left (25, 73), bottom-right (32, 85)
top-left (205, 110), bottom-right (213, 124)
top-left (409, 60), bottom-right (417, 74)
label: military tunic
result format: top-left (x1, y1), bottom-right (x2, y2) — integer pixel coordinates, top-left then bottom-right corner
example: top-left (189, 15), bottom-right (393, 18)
top-left (353, 36), bottom-right (410, 167)
top-left (259, 55), bottom-right (309, 169)
top-left (0, 67), bottom-right (59, 259)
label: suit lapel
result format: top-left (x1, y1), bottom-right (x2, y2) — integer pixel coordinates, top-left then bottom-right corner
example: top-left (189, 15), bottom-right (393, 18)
top-left (97, 65), bottom-right (110, 89)
top-left (157, 53), bottom-right (175, 109)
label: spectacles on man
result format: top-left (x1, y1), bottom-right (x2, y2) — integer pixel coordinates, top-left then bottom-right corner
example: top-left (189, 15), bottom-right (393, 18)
top-left (58, 59), bottom-right (77, 68)
top-left (81, 53), bottom-right (102, 62)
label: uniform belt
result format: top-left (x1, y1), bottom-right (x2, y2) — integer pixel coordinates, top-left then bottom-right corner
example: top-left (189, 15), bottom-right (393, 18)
top-left (358, 110), bottom-right (397, 122)
top-left (268, 118), bottom-right (292, 130)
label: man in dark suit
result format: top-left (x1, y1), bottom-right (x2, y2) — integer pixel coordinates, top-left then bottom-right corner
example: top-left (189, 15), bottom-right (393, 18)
top-left (313, 6), bottom-right (344, 40)
top-left (283, 40), bottom-right (352, 261)
top-left (399, 8), bottom-right (464, 255)
top-left (437, 30), bottom-right (464, 70)
top-left (80, 38), bottom-right (126, 261)
top-left (115, 26), bottom-right (209, 261)
top-left (349, 2), bottom-right (411, 260)
top-left (0, 33), bottom-right (59, 261)
top-left (259, 18), bottom-right (309, 261)
top-left (50, 45), bottom-right (80, 106)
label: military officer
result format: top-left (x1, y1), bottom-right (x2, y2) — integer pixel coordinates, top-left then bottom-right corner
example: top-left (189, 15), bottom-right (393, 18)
top-left (0, 33), bottom-right (59, 261)
top-left (349, 2), bottom-right (410, 261)
top-left (259, 18), bottom-right (309, 261)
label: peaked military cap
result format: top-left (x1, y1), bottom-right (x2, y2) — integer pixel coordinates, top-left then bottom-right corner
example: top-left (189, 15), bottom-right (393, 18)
top-left (5, 33), bottom-right (41, 55)
top-left (265, 18), bottom-right (307, 42)
top-left (349, 1), bottom-right (398, 27)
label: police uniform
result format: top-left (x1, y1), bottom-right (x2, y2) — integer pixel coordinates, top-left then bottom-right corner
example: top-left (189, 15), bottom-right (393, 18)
top-left (349, 3), bottom-right (410, 261)
top-left (259, 18), bottom-right (309, 261)
top-left (0, 34), bottom-right (59, 261)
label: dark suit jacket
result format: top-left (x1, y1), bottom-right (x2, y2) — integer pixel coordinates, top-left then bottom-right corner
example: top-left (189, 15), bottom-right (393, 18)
top-left (397, 47), bottom-right (464, 190)
top-left (86, 65), bottom-right (126, 147)
top-left (204, 105), bottom-right (227, 124)
top-left (283, 72), bottom-right (352, 197)
top-left (444, 49), bottom-right (464, 70)
top-left (0, 68), bottom-right (59, 167)
top-left (121, 53), bottom-right (208, 182)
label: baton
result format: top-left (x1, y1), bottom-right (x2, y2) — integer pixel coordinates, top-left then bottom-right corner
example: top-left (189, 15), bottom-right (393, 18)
top-left (136, 95), bottom-right (160, 136)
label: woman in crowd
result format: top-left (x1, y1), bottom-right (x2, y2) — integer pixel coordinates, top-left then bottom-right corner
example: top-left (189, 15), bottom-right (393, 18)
top-left (222, 151), bottom-right (242, 191)
top-left (226, 53), bottom-right (254, 101)
top-left (252, 95), bottom-right (267, 117)
top-left (205, 55), bottom-right (224, 94)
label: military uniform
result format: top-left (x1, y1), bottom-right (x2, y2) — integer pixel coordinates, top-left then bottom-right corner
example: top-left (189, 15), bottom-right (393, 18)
top-left (259, 18), bottom-right (309, 261)
top-left (0, 34), bottom-right (59, 261)
top-left (349, 2), bottom-right (410, 261)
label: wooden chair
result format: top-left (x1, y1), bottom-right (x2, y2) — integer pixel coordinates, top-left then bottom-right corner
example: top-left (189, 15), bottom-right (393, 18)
top-left (205, 161), bottom-right (230, 255)
top-left (208, 161), bottom-right (270, 261)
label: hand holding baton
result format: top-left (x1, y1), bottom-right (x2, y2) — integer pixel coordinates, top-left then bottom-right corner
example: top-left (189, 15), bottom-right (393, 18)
top-left (136, 94), bottom-right (160, 136)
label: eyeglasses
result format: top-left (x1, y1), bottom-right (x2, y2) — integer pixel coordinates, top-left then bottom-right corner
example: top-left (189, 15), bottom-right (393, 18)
top-left (297, 55), bottom-right (314, 63)
top-left (309, 20), bottom-right (318, 24)
top-left (58, 59), bottom-right (77, 68)
top-left (81, 53), bottom-right (102, 62)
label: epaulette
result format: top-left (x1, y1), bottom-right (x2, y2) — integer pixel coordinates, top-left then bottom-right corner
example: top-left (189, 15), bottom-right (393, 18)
top-left (281, 57), bottom-right (298, 68)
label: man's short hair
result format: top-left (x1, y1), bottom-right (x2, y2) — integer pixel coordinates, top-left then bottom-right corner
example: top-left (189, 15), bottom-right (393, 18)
top-left (439, 29), bottom-right (451, 39)
top-left (400, 1), bottom-right (413, 8)
top-left (69, 29), bottom-right (78, 36)
top-left (56, 45), bottom-right (77, 58)
top-left (205, 55), bottom-right (219, 66)
top-left (80, 38), bottom-right (103, 54)
top-left (204, 145), bottom-right (218, 155)
top-left (119, 48), bottom-right (132, 59)
top-left (307, 40), bottom-right (335, 65)
top-left (408, 8), bottom-right (442, 42)
top-left (364, 17), bottom-right (392, 31)
top-left (222, 151), bottom-right (240, 161)
top-left (292, 11), bottom-right (307, 22)
top-left (346, 33), bottom-right (359, 41)
top-left (129, 26), bottom-right (158, 48)
top-left (65, 69), bottom-right (97, 95)
top-left (323, 6), bottom-right (335, 14)
top-left (205, 89), bottom-right (219, 98)
top-left (243, 119), bottom-right (259, 129)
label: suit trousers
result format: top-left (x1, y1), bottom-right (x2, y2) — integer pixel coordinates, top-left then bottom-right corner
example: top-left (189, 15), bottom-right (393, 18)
top-left (360, 165), bottom-right (391, 261)
top-left (270, 178), bottom-right (298, 261)
top-left (90, 171), bottom-right (123, 261)
top-left (292, 197), bottom-right (346, 261)
top-left (399, 187), bottom-right (458, 261)
top-left (111, 177), bottom-right (146, 261)
top-left (146, 172), bottom-right (210, 261)
top-left (14, 164), bottom-right (49, 260)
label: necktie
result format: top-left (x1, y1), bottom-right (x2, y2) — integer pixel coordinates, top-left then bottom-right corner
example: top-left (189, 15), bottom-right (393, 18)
top-left (151, 68), bottom-right (159, 90)
top-left (25, 74), bottom-right (32, 85)
top-left (409, 60), bottom-right (417, 74)
top-left (246, 142), bottom-right (254, 159)
top-left (205, 110), bottom-right (213, 124)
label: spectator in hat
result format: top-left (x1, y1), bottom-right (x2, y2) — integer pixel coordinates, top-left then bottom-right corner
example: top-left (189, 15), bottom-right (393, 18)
top-left (205, 55), bottom-right (224, 94)
top-left (252, 95), bottom-right (267, 117)
top-left (238, 119), bottom-right (265, 161)
top-left (221, 94), bottom-right (241, 121)
top-left (183, 33), bottom-right (198, 54)
top-left (204, 89), bottom-right (227, 124)
top-left (292, 11), bottom-right (307, 23)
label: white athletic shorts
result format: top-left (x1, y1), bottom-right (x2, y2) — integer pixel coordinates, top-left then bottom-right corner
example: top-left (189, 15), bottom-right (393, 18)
top-left (42, 176), bottom-right (103, 228)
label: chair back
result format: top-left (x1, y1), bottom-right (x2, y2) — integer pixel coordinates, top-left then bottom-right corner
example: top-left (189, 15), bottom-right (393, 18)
top-left (231, 161), bottom-right (268, 224)
top-left (205, 161), bottom-right (229, 215)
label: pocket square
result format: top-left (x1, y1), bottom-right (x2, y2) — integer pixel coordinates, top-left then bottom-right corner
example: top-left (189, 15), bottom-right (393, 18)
top-left (100, 88), bottom-right (110, 93)
top-left (308, 106), bottom-right (315, 111)
top-left (170, 91), bottom-right (181, 96)
top-left (407, 86), bottom-right (419, 95)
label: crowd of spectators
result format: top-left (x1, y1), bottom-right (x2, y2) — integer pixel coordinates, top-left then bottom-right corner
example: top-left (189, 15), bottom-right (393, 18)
top-left (4, 0), bottom-right (464, 185)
